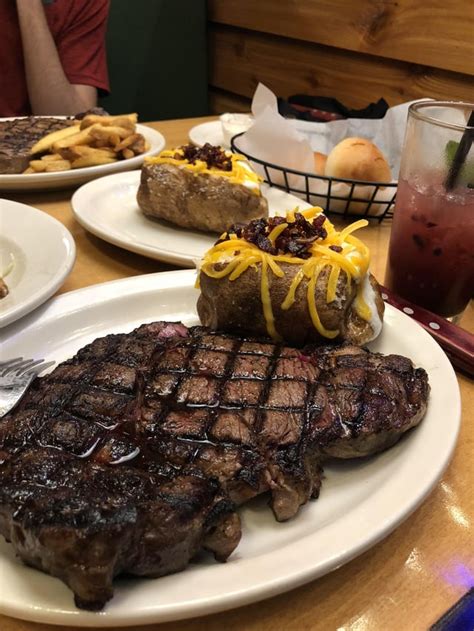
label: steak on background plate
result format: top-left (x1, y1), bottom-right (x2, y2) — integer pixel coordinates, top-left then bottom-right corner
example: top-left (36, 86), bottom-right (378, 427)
top-left (0, 109), bottom-right (109, 174)
top-left (0, 322), bottom-right (429, 610)
top-left (0, 117), bottom-right (72, 174)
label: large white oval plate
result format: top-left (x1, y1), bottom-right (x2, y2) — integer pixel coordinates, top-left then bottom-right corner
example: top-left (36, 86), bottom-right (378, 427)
top-left (71, 171), bottom-right (311, 267)
top-left (0, 199), bottom-right (76, 328)
top-left (0, 119), bottom-right (165, 191)
top-left (0, 270), bottom-right (460, 627)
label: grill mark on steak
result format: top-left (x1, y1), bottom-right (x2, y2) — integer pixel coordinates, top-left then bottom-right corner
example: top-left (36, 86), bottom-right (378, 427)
top-left (0, 322), bottom-right (429, 610)
top-left (135, 330), bottom-right (322, 516)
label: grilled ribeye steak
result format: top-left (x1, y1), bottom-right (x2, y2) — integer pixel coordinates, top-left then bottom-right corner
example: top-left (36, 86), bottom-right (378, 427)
top-left (305, 344), bottom-right (430, 458)
top-left (0, 448), bottom-right (238, 610)
top-left (0, 117), bottom-right (72, 174)
top-left (0, 322), bottom-right (429, 610)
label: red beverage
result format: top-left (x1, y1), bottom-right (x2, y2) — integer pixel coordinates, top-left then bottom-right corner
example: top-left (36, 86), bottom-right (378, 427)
top-left (385, 175), bottom-right (474, 317)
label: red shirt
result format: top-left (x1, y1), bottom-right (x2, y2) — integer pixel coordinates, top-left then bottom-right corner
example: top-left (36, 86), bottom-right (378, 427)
top-left (0, 0), bottom-right (110, 116)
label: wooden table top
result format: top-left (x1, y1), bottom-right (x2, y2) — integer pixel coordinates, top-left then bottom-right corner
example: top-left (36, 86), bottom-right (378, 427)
top-left (1, 116), bottom-right (473, 631)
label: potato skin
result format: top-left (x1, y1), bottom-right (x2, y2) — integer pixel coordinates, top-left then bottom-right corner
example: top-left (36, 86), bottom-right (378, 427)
top-left (197, 263), bottom-right (384, 346)
top-left (137, 162), bottom-right (268, 233)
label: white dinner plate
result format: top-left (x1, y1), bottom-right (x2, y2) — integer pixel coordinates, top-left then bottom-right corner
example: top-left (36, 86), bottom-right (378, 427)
top-left (188, 120), bottom-right (226, 148)
top-left (0, 270), bottom-right (460, 627)
top-left (0, 199), bottom-right (75, 328)
top-left (72, 171), bottom-right (311, 266)
top-left (0, 118), bottom-right (165, 191)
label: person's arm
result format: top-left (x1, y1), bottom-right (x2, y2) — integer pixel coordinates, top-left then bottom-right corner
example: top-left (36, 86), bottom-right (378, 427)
top-left (16, 0), bottom-right (97, 115)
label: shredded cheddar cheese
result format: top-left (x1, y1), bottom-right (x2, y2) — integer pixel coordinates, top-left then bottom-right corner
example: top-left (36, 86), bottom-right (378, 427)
top-left (268, 222), bottom-right (288, 244)
top-left (145, 148), bottom-right (263, 193)
top-left (199, 207), bottom-right (373, 340)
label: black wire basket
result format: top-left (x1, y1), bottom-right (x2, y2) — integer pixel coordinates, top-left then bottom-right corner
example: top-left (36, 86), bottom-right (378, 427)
top-left (231, 133), bottom-right (397, 222)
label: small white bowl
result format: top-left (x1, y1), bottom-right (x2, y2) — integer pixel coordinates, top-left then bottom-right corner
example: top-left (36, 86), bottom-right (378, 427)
top-left (220, 113), bottom-right (254, 147)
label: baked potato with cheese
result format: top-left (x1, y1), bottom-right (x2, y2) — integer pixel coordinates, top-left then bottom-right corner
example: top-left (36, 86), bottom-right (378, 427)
top-left (197, 208), bottom-right (384, 346)
top-left (137, 143), bottom-right (268, 233)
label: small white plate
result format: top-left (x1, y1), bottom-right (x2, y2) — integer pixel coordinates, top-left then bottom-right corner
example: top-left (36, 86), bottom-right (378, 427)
top-left (188, 119), bottom-right (309, 150)
top-left (188, 120), bottom-right (225, 148)
top-left (0, 270), bottom-right (460, 627)
top-left (72, 171), bottom-right (311, 267)
top-left (0, 119), bottom-right (165, 192)
top-left (0, 199), bottom-right (75, 327)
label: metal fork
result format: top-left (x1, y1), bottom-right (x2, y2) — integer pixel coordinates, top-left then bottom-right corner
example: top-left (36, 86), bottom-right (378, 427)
top-left (0, 357), bottom-right (56, 418)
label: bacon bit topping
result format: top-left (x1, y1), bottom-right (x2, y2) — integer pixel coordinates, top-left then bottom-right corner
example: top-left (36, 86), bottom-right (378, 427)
top-left (219, 213), bottom-right (328, 259)
top-left (176, 143), bottom-right (232, 171)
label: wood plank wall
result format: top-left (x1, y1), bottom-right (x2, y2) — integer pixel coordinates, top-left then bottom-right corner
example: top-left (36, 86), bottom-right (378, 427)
top-left (207, 0), bottom-right (474, 114)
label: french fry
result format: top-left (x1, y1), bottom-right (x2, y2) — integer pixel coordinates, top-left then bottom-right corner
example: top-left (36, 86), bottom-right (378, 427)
top-left (30, 124), bottom-right (80, 155)
top-left (39, 153), bottom-right (64, 162)
top-left (52, 124), bottom-right (103, 151)
top-left (29, 160), bottom-right (48, 172)
top-left (59, 145), bottom-right (116, 162)
top-left (91, 138), bottom-right (109, 148)
top-left (89, 125), bottom-right (132, 142)
top-left (112, 116), bottom-right (136, 131)
top-left (115, 133), bottom-right (138, 151)
top-left (128, 134), bottom-right (146, 154)
top-left (128, 134), bottom-right (142, 148)
top-left (115, 133), bottom-right (147, 156)
top-left (26, 113), bottom-right (143, 173)
top-left (71, 153), bottom-right (118, 169)
top-left (80, 113), bottom-right (137, 130)
top-left (44, 160), bottom-right (72, 172)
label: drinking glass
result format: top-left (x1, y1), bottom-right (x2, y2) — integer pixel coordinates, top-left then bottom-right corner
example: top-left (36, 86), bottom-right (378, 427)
top-left (385, 101), bottom-right (474, 319)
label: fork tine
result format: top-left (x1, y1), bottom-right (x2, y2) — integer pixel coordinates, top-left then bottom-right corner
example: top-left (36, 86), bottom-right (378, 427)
top-left (0, 359), bottom-right (56, 418)
top-left (15, 359), bottom-right (46, 377)
top-left (22, 360), bottom-right (55, 377)
top-left (0, 358), bottom-right (31, 377)
top-left (0, 357), bottom-right (23, 366)
top-left (12, 359), bottom-right (38, 376)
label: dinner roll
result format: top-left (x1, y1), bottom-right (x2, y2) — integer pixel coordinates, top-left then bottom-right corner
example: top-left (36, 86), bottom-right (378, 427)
top-left (313, 151), bottom-right (327, 175)
top-left (325, 137), bottom-right (391, 182)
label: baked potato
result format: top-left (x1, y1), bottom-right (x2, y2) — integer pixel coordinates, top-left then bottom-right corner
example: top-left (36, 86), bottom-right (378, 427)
top-left (137, 143), bottom-right (268, 233)
top-left (197, 208), bottom-right (384, 346)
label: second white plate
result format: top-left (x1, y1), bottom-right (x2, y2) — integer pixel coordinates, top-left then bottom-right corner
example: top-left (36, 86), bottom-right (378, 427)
top-left (0, 121), bottom-right (165, 192)
top-left (72, 171), bottom-right (311, 267)
top-left (0, 199), bottom-right (76, 327)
